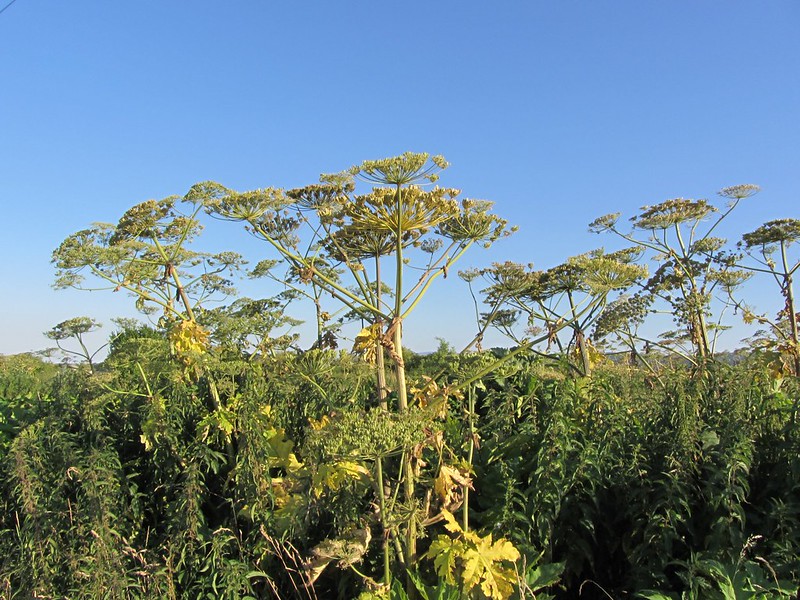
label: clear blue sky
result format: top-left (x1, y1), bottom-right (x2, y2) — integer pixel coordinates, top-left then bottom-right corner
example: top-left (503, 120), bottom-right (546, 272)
top-left (2, 1), bottom-right (799, 356)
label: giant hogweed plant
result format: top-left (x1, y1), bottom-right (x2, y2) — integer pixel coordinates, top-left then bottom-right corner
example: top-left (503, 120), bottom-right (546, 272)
top-left (51, 194), bottom-right (270, 476)
top-left (189, 152), bottom-right (516, 583)
top-left (49, 197), bottom-right (310, 594)
top-left (51, 195), bottom-right (247, 367)
top-left (588, 185), bottom-right (758, 366)
top-left (466, 248), bottom-right (647, 377)
top-left (44, 316), bottom-right (106, 373)
top-left (735, 218), bottom-right (800, 376)
top-left (50, 195), bottom-right (301, 458)
top-left (190, 153), bottom-right (511, 408)
top-left (49, 153), bottom-right (521, 595)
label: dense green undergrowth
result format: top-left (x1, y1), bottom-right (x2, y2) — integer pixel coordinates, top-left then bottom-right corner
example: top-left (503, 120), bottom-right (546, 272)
top-left (1, 344), bottom-right (799, 599)
top-left (6, 153), bottom-right (800, 598)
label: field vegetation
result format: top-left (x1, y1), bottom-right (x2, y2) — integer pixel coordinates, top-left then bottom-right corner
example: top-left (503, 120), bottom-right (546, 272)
top-left (1, 153), bottom-right (799, 599)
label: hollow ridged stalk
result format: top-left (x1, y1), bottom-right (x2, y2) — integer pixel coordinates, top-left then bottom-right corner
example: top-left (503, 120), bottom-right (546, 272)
top-left (781, 240), bottom-right (800, 375)
top-left (376, 456), bottom-right (391, 587)
top-left (390, 183), bottom-right (416, 581)
top-left (463, 386), bottom-right (475, 532)
top-left (394, 183), bottom-right (408, 412)
top-left (375, 253), bottom-right (388, 409)
top-left (568, 290), bottom-right (591, 377)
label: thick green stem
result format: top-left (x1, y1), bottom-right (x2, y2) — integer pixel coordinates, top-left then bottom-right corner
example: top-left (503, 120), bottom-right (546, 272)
top-left (375, 254), bottom-right (388, 409)
top-left (389, 183), bottom-right (416, 585)
top-left (394, 323), bottom-right (416, 568)
top-left (463, 386), bottom-right (475, 532)
top-left (394, 325), bottom-right (408, 411)
top-left (692, 293), bottom-right (711, 360)
top-left (314, 291), bottom-right (324, 347)
top-left (576, 330), bottom-right (591, 377)
top-left (376, 457), bottom-right (392, 587)
top-left (781, 241), bottom-right (800, 375)
top-left (376, 336), bottom-right (388, 409)
top-left (567, 290), bottom-right (591, 377)
top-left (393, 185), bottom-right (407, 408)
top-left (166, 264), bottom-right (196, 322)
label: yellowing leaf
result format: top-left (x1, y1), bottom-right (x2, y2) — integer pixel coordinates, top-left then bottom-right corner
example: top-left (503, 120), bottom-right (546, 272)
top-left (479, 563), bottom-right (518, 600)
top-left (440, 508), bottom-right (463, 534)
top-left (461, 534), bottom-right (520, 600)
top-left (310, 460), bottom-right (370, 498)
top-left (352, 323), bottom-right (382, 364)
top-left (434, 465), bottom-right (473, 509)
top-left (478, 536), bottom-right (520, 564)
top-left (168, 319), bottom-right (210, 361)
top-left (411, 376), bottom-right (464, 418)
top-left (425, 536), bottom-right (463, 584)
top-left (267, 428), bottom-right (303, 471)
top-left (424, 510), bottom-right (521, 600)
